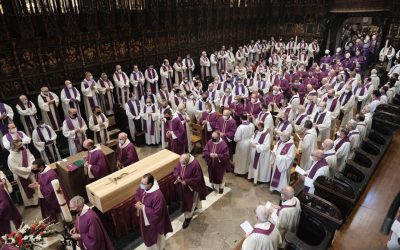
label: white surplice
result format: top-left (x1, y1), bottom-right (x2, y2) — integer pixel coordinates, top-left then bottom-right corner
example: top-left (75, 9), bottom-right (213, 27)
top-left (233, 122), bottom-right (255, 175)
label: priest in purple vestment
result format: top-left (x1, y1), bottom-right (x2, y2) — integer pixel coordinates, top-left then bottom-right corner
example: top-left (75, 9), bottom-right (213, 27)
top-left (29, 159), bottom-right (61, 222)
top-left (204, 131), bottom-right (230, 193)
top-left (0, 170), bottom-right (22, 236)
top-left (163, 109), bottom-right (188, 154)
top-left (215, 109), bottom-right (238, 156)
top-left (115, 132), bottom-right (139, 169)
top-left (69, 196), bottom-right (114, 250)
top-left (173, 154), bottom-right (208, 228)
top-left (83, 139), bottom-right (111, 183)
top-left (134, 173), bottom-right (173, 249)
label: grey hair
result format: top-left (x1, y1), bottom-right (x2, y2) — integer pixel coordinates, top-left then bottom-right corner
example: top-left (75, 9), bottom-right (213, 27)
top-left (70, 196), bottom-right (85, 207)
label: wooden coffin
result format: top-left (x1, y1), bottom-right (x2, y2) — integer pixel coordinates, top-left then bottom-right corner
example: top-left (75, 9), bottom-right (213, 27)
top-left (86, 149), bottom-right (180, 213)
top-left (50, 145), bottom-right (114, 201)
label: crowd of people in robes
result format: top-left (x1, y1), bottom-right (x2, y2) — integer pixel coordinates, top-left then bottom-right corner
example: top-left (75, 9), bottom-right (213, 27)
top-left (1, 34), bottom-right (400, 250)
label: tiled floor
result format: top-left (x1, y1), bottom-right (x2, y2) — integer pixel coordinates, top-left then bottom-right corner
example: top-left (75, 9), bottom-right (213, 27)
top-left (20, 145), bottom-right (281, 250)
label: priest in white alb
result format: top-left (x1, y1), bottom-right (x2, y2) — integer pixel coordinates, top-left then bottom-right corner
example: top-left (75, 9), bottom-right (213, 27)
top-left (62, 108), bottom-right (87, 155)
top-left (130, 65), bottom-right (146, 99)
top-left (183, 54), bottom-right (195, 82)
top-left (233, 114), bottom-right (255, 175)
top-left (32, 121), bottom-right (61, 164)
top-left (60, 80), bottom-right (81, 117)
top-left (141, 97), bottom-right (160, 146)
top-left (125, 93), bottom-right (144, 142)
top-left (199, 51), bottom-right (210, 82)
top-left (2, 123), bottom-right (31, 151)
top-left (16, 95), bottom-right (38, 137)
top-left (97, 73), bottom-right (115, 115)
top-left (89, 106), bottom-right (110, 145)
top-left (248, 122), bottom-right (271, 184)
top-left (81, 72), bottom-right (100, 120)
top-left (160, 59), bottom-right (174, 91)
top-left (7, 141), bottom-right (38, 207)
top-left (38, 86), bottom-right (62, 131)
top-left (302, 150), bottom-right (329, 194)
top-left (113, 65), bottom-right (130, 106)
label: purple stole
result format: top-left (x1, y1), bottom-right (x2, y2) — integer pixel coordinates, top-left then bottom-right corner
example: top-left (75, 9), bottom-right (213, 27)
top-left (159, 90), bottom-right (169, 102)
top-left (258, 80), bottom-right (266, 90)
top-left (339, 91), bottom-right (353, 106)
top-left (98, 79), bottom-right (114, 111)
top-left (335, 137), bottom-right (349, 151)
top-left (303, 159), bottom-right (327, 193)
top-left (132, 72), bottom-right (145, 98)
top-left (6, 132), bottom-right (24, 147)
top-left (128, 100), bottom-right (144, 133)
top-left (295, 113), bottom-right (308, 125)
top-left (198, 100), bottom-right (205, 111)
top-left (143, 105), bottom-right (156, 135)
top-left (354, 85), bottom-right (366, 112)
top-left (234, 84), bottom-right (244, 96)
top-left (290, 96), bottom-right (299, 105)
top-left (115, 72), bottom-right (128, 103)
top-left (40, 94), bottom-right (62, 129)
top-left (184, 59), bottom-right (193, 79)
top-left (20, 149), bottom-right (35, 198)
top-left (63, 87), bottom-right (79, 109)
top-left (348, 130), bottom-right (359, 139)
top-left (270, 142), bottom-right (293, 188)
top-left (221, 95), bottom-right (232, 107)
top-left (17, 101), bottom-right (37, 134)
top-left (0, 103), bottom-right (9, 134)
top-left (252, 131), bottom-right (269, 169)
top-left (162, 65), bottom-right (173, 90)
top-left (258, 112), bottom-right (269, 123)
top-left (66, 117), bottom-right (85, 153)
top-left (279, 121), bottom-right (290, 132)
top-left (83, 80), bottom-right (99, 108)
top-left (176, 61), bottom-right (184, 82)
top-left (305, 102), bottom-right (315, 115)
top-left (92, 114), bottom-right (107, 143)
top-left (277, 201), bottom-right (297, 215)
top-left (209, 91), bottom-right (216, 101)
top-left (36, 125), bottom-right (58, 163)
top-left (251, 224), bottom-right (275, 236)
top-left (218, 51), bottom-right (226, 70)
top-left (313, 112), bottom-right (327, 135)
top-left (323, 97), bottom-right (338, 112)
top-left (323, 152), bottom-right (335, 158)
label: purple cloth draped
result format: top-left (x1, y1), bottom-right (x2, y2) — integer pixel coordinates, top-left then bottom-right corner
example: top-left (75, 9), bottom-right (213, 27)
top-left (270, 142), bottom-right (293, 188)
top-left (252, 131), bottom-right (269, 169)
top-left (5, 131), bottom-right (24, 143)
top-left (0, 186), bottom-right (22, 235)
top-left (229, 102), bottom-right (244, 125)
top-left (204, 140), bottom-right (230, 184)
top-left (87, 149), bottom-right (111, 182)
top-left (305, 102), bottom-right (315, 115)
top-left (65, 117), bottom-right (85, 153)
top-left (313, 111), bottom-right (327, 135)
top-left (323, 97), bottom-right (339, 112)
top-left (37, 169), bottom-right (61, 221)
top-left (251, 224), bottom-right (275, 235)
top-left (134, 187), bottom-right (173, 247)
top-left (36, 125), bottom-right (59, 163)
top-left (98, 80), bottom-right (114, 111)
top-left (173, 159), bottom-right (208, 212)
top-left (115, 142), bottom-right (139, 168)
top-left (75, 208), bottom-right (114, 250)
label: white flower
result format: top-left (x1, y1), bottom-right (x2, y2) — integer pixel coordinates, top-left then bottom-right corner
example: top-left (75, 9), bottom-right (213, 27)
top-left (35, 235), bottom-right (42, 242)
top-left (23, 235), bottom-right (29, 241)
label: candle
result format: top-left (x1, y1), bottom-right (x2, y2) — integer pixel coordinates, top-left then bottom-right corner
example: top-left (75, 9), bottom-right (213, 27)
top-left (51, 179), bottom-right (72, 223)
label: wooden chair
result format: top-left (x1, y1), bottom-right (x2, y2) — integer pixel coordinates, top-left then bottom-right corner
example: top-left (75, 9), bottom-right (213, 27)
top-left (190, 123), bottom-right (203, 154)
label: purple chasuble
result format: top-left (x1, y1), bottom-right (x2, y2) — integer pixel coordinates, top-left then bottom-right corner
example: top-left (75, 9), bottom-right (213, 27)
top-left (37, 169), bottom-right (61, 221)
top-left (204, 140), bottom-right (230, 184)
top-left (87, 149), bottom-right (111, 182)
top-left (0, 186), bottom-right (22, 235)
top-left (115, 142), bottom-right (139, 167)
top-left (36, 125), bottom-right (59, 163)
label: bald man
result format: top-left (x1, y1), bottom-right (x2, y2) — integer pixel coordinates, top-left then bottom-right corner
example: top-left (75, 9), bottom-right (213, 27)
top-left (276, 186), bottom-right (301, 246)
top-left (16, 95), bottom-right (38, 137)
top-left (322, 139), bottom-right (337, 177)
top-left (60, 80), bottom-right (81, 117)
top-left (302, 150), bottom-right (329, 194)
top-left (115, 132), bottom-right (139, 169)
top-left (38, 86), bottom-right (62, 131)
top-left (83, 139), bottom-right (111, 183)
top-left (241, 206), bottom-right (282, 250)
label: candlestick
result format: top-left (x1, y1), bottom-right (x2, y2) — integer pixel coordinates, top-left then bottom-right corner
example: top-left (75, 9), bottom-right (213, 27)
top-left (51, 179), bottom-right (72, 223)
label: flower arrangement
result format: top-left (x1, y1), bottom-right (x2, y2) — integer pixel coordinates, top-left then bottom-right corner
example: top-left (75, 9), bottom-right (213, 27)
top-left (1, 219), bottom-right (56, 250)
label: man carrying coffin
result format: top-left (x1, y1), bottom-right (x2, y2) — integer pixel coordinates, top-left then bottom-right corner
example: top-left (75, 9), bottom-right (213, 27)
top-left (113, 65), bottom-right (130, 106)
top-left (7, 141), bottom-right (38, 207)
top-left (89, 106), bottom-right (110, 145)
top-left (0, 170), bottom-right (22, 236)
top-left (62, 108), bottom-right (87, 155)
top-left (16, 95), bottom-right (38, 137)
top-left (204, 131), bottom-right (230, 194)
top-left (270, 132), bottom-right (296, 192)
top-left (32, 121), bottom-right (61, 164)
top-left (173, 153), bottom-right (208, 229)
top-left (163, 109), bottom-right (187, 154)
top-left (134, 174), bottom-right (173, 250)
top-left (60, 80), bottom-right (81, 117)
top-left (301, 150), bottom-right (329, 194)
top-left (38, 86), bottom-right (62, 131)
top-left (115, 132), bottom-right (139, 169)
top-left (248, 122), bottom-right (272, 185)
top-left (83, 139), bottom-right (111, 183)
top-left (241, 206), bottom-right (282, 250)
top-left (97, 73), bottom-right (115, 115)
top-left (29, 159), bottom-right (62, 222)
top-left (2, 123), bottom-right (31, 151)
top-left (69, 196), bottom-right (114, 250)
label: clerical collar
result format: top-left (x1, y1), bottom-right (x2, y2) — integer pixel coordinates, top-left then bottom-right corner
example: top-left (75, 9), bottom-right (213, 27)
top-left (120, 139), bottom-right (131, 149)
top-left (79, 205), bottom-right (90, 216)
top-left (89, 146), bottom-right (101, 153)
top-left (145, 180), bottom-right (160, 194)
top-left (324, 149), bottom-right (335, 154)
top-left (282, 197), bottom-right (297, 206)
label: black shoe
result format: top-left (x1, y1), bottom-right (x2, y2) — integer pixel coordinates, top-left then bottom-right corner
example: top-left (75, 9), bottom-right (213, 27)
top-left (182, 217), bottom-right (192, 229)
top-left (219, 188), bottom-right (224, 194)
